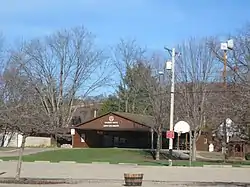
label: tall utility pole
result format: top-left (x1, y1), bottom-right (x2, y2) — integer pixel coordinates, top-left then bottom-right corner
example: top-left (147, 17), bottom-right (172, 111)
top-left (158, 71), bottom-right (164, 150)
top-left (220, 39), bottom-right (233, 162)
top-left (164, 47), bottom-right (178, 157)
top-left (222, 49), bottom-right (228, 162)
top-left (169, 48), bottom-right (175, 156)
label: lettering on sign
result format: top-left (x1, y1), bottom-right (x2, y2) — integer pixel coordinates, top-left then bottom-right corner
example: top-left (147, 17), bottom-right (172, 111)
top-left (103, 124), bottom-right (119, 128)
top-left (103, 115), bottom-right (119, 127)
top-left (104, 121), bottom-right (118, 124)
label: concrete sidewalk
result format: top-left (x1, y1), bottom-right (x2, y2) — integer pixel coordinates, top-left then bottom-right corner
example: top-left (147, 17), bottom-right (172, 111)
top-left (0, 162), bottom-right (249, 183)
top-left (0, 182), bottom-right (243, 187)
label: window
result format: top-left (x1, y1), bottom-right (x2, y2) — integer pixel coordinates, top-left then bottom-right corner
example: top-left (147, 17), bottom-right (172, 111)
top-left (80, 134), bottom-right (85, 143)
top-left (114, 136), bottom-right (119, 146)
top-left (120, 138), bottom-right (126, 144)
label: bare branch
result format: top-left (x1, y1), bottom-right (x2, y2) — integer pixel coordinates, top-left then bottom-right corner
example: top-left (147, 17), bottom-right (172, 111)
top-left (175, 37), bottom-right (221, 160)
top-left (112, 39), bottom-right (147, 113)
top-left (8, 26), bottom-right (112, 139)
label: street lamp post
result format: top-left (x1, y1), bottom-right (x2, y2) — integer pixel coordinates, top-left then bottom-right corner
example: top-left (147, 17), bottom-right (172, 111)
top-left (151, 69), bottom-right (165, 151)
top-left (220, 39), bottom-right (234, 161)
top-left (165, 47), bottom-right (179, 157)
top-left (169, 48), bottom-right (176, 157)
top-left (158, 70), bottom-right (164, 150)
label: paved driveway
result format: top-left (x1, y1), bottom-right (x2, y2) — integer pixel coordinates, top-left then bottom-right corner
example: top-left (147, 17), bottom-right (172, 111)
top-left (0, 162), bottom-right (249, 184)
top-left (0, 148), bottom-right (57, 157)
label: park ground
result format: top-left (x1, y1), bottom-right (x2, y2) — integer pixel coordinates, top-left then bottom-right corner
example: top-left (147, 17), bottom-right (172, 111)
top-left (0, 148), bottom-right (250, 167)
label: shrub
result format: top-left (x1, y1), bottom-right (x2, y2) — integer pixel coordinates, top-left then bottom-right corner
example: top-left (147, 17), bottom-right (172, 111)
top-left (245, 152), bottom-right (250, 160)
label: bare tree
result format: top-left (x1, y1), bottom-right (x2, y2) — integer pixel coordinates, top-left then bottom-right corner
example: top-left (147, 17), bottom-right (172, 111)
top-left (136, 58), bottom-right (170, 160)
top-left (0, 33), bottom-right (13, 146)
top-left (0, 64), bottom-right (50, 180)
top-left (209, 25), bottom-right (250, 142)
top-left (112, 39), bottom-right (146, 113)
top-left (10, 26), bottom-right (111, 143)
top-left (175, 38), bottom-right (220, 161)
top-left (210, 25), bottom-right (250, 85)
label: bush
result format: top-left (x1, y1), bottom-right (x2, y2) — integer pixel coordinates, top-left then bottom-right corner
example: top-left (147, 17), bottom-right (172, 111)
top-left (245, 152), bottom-right (250, 160)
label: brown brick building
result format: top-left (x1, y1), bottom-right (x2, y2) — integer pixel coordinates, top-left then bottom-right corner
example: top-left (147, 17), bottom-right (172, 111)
top-left (71, 112), bottom-right (212, 151)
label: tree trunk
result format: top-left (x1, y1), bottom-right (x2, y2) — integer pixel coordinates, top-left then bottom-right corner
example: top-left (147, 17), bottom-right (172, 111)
top-left (222, 119), bottom-right (227, 163)
top-left (155, 132), bottom-right (161, 161)
top-left (125, 98), bottom-right (129, 113)
top-left (118, 98), bottom-right (121, 111)
top-left (15, 135), bottom-right (27, 180)
top-left (54, 123), bottom-right (59, 147)
top-left (1, 127), bottom-right (8, 147)
top-left (191, 132), bottom-right (197, 161)
top-left (0, 135), bottom-right (5, 147)
top-left (132, 98), bottom-right (135, 113)
top-left (189, 131), bottom-right (192, 166)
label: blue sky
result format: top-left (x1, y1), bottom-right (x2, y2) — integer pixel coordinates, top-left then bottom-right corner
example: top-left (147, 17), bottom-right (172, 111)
top-left (0, 0), bottom-right (249, 95)
top-left (1, 0), bottom-right (249, 48)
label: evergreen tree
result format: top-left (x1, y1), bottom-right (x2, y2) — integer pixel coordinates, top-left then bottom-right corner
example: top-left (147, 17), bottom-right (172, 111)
top-left (99, 62), bottom-right (154, 115)
top-left (98, 95), bottom-right (120, 115)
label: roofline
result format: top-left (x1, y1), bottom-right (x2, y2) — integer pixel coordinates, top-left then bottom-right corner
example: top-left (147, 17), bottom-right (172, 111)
top-left (73, 112), bottom-right (153, 129)
top-left (112, 112), bottom-right (152, 129)
top-left (73, 112), bottom-right (113, 127)
top-left (74, 127), bottom-right (150, 132)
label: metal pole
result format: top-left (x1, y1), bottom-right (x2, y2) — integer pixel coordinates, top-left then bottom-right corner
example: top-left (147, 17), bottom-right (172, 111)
top-left (222, 50), bottom-right (227, 162)
top-left (169, 48), bottom-right (175, 156)
top-left (189, 130), bottom-right (192, 167)
top-left (159, 75), bottom-right (162, 150)
top-left (223, 50), bottom-right (227, 89)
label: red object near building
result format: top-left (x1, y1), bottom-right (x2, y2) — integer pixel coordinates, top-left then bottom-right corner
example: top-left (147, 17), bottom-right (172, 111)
top-left (166, 130), bottom-right (174, 139)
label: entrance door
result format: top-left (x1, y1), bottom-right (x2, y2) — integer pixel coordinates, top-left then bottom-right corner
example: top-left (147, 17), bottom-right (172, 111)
top-left (103, 135), bottom-right (113, 147)
top-left (113, 136), bottom-right (119, 147)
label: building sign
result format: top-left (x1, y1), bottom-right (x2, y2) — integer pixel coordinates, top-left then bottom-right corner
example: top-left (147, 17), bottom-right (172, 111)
top-left (70, 129), bottom-right (75, 135)
top-left (103, 124), bottom-right (119, 127)
top-left (103, 115), bottom-right (119, 128)
top-left (109, 116), bottom-right (114, 122)
top-left (166, 130), bottom-right (175, 139)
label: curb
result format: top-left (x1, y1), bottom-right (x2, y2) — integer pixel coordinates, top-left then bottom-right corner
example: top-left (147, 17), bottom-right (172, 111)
top-left (59, 161), bottom-right (76, 164)
top-left (8, 160), bottom-right (17, 162)
top-left (238, 165), bottom-right (250, 168)
top-left (118, 163), bottom-right (138, 166)
top-left (203, 165), bottom-right (232, 168)
top-left (91, 162), bottom-right (110, 164)
top-left (1, 160), bottom-right (249, 168)
top-left (34, 161), bottom-right (50, 163)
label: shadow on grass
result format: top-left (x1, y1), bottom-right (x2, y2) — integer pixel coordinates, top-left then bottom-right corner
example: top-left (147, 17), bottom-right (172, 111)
top-left (125, 149), bottom-right (155, 160)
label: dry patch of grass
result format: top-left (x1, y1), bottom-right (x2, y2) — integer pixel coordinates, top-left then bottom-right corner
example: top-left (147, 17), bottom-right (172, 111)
top-left (198, 151), bottom-right (224, 160)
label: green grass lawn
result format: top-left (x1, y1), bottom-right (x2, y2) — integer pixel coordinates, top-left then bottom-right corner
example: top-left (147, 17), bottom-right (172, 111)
top-left (1, 148), bottom-right (249, 167)
top-left (0, 148), bottom-right (155, 164)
